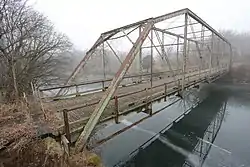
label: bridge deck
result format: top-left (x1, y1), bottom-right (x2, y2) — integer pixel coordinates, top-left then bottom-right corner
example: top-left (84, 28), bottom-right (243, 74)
top-left (43, 68), bottom-right (225, 134)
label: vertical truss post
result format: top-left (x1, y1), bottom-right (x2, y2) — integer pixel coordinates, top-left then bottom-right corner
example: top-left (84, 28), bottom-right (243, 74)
top-left (200, 25), bottom-right (204, 80)
top-left (182, 13), bottom-right (188, 91)
top-left (188, 17), bottom-right (202, 80)
top-left (161, 32), bottom-right (165, 70)
top-left (150, 30), bottom-right (153, 115)
top-left (221, 42), bottom-right (225, 69)
top-left (162, 32), bottom-right (164, 52)
top-left (201, 26), bottom-right (205, 70)
top-left (75, 22), bottom-right (153, 152)
top-left (114, 95), bottom-right (119, 124)
top-left (164, 83), bottom-right (167, 101)
top-left (198, 47), bottom-right (201, 80)
top-left (161, 32), bottom-right (165, 59)
top-left (102, 41), bottom-right (106, 80)
top-left (139, 26), bottom-right (143, 82)
top-left (145, 87), bottom-right (149, 111)
top-left (176, 37), bottom-right (180, 73)
top-left (101, 81), bottom-right (105, 91)
top-left (63, 109), bottom-right (71, 143)
top-left (209, 33), bottom-right (214, 79)
top-left (217, 38), bottom-right (220, 72)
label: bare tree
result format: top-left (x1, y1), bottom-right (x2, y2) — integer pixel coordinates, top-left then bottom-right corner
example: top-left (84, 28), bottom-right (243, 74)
top-left (0, 0), bottom-right (72, 100)
top-left (142, 55), bottom-right (153, 72)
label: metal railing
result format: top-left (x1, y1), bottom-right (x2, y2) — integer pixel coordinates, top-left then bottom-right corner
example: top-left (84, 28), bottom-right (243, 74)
top-left (60, 67), bottom-right (227, 143)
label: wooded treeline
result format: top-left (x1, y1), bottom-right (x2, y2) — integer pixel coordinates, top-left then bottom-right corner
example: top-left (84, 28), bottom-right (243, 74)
top-left (0, 0), bottom-right (71, 101)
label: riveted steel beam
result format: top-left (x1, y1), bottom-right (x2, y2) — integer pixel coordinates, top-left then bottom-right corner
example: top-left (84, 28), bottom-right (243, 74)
top-left (182, 13), bottom-right (188, 90)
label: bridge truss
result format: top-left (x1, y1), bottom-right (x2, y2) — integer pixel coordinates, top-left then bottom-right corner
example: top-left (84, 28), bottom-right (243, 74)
top-left (46, 8), bottom-right (233, 151)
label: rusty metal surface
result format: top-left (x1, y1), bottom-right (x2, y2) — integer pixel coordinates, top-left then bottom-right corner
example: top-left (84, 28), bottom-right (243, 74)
top-left (75, 21), bottom-right (154, 152)
top-left (44, 8), bottom-right (233, 151)
top-left (182, 13), bottom-right (188, 90)
top-left (57, 8), bottom-right (232, 97)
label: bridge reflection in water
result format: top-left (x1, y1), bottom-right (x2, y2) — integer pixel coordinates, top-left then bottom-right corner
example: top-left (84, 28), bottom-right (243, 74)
top-left (117, 91), bottom-right (228, 167)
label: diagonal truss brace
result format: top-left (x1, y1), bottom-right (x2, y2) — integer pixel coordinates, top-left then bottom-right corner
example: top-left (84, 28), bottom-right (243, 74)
top-left (56, 32), bottom-right (117, 96)
top-left (75, 21), bottom-right (154, 152)
top-left (188, 17), bottom-right (203, 78)
top-left (153, 30), bottom-right (178, 85)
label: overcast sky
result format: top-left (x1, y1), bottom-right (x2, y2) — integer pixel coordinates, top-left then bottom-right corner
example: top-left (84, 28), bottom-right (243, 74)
top-left (32, 0), bottom-right (250, 50)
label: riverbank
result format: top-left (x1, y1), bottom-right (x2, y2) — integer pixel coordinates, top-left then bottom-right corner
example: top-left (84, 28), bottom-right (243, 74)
top-left (0, 101), bottom-right (103, 167)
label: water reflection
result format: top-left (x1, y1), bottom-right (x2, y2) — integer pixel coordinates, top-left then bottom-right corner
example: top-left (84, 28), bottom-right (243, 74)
top-left (118, 91), bottom-right (228, 167)
top-left (183, 100), bottom-right (228, 167)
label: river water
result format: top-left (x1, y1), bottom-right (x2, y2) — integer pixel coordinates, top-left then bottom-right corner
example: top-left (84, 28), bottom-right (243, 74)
top-left (94, 80), bottom-right (250, 167)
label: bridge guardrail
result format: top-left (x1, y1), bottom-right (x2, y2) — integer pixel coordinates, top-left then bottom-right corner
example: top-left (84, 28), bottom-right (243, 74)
top-left (58, 67), bottom-right (228, 141)
top-left (39, 66), bottom-right (200, 100)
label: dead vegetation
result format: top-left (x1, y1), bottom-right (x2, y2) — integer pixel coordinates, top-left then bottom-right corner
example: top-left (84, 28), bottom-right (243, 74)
top-left (0, 137), bottom-right (102, 167)
top-left (0, 101), bottom-right (34, 150)
top-left (0, 0), bottom-right (72, 101)
top-left (0, 100), bottom-right (103, 167)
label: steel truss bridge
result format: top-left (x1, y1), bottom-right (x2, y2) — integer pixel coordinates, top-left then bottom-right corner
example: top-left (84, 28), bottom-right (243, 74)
top-left (39, 8), bottom-right (233, 152)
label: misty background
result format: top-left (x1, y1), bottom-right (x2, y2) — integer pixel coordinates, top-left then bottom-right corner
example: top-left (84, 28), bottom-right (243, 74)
top-left (1, 0), bottom-right (250, 101)
top-left (31, 0), bottom-right (250, 81)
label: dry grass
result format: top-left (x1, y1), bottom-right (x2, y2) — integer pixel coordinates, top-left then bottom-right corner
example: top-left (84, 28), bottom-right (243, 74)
top-left (0, 100), bottom-right (103, 167)
top-left (0, 99), bottom-right (62, 149)
top-left (0, 101), bottom-right (30, 121)
top-left (0, 137), bottom-right (102, 167)
top-left (0, 101), bottom-right (35, 150)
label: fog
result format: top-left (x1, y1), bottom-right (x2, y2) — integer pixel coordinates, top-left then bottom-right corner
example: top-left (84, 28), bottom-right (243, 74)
top-left (32, 0), bottom-right (250, 50)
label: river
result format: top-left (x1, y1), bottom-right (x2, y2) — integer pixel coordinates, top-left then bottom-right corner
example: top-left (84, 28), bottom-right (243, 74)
top-left (94, 79), bottom-right (250, 167)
